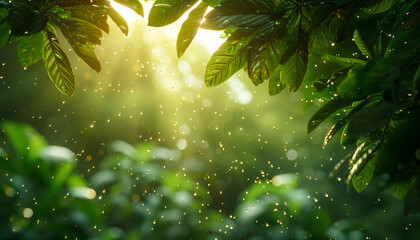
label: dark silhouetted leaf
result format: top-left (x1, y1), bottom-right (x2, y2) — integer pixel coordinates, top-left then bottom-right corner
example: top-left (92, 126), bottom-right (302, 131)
top-left (323, 99), bottom-right (370, 146)
top-left (177, 3), bottom-right (207, 57)
top-left (202, 0), bottom-right (276, 30)
top-left (307, 97), bottom-right (353, 133)
top-left (8, 6), bottom-right (48, 36)
top-left (363, 0), bottom-right (398, 14)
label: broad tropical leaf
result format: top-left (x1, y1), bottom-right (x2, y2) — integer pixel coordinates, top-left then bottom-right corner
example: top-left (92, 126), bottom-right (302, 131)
top-left (352, 156), bottom-right (378, 193)
top-left (203, 0), bottom-right (226, 7)
top-left (323, 99), bottom-right (370, 146)
top-left (17, 32), bottom-right (44, 67)
top-left (388, 181), bottom-right (412, 200)
top-left (353, 29), bottom-right (371, 59)
top-left (114, 0), bottom-right (144, 17)
top-left (268, 64), bottom-right (285, 95)
top-left (7, 6), bottom-right (48, 36)
top-left (67, 4), bottom-right (109, 33)
top-left (247, 34), bottom-right (284, 85)
top-left (54, 18), bottom-right (101, 72)
top-left (202, 0), bottom-right (276, 30)
top-left (342, 100), bottom-right (392, 140)
top-left (106, 6), bottom-right (128, 35)
top-left (177, 3), bottom-right (207, 58)
top-left (42, 29), bottom-right (76, 97)
top-left (148, 0), bottom-right (198, 27)
top-left (363, 0), bottom-right (399, 14)
top-left (205, 38), bottom-right (249, 87)
top-left (321, 54), bottom-right (366, 67)
top-left (307, 97), bottom-right (353, 133)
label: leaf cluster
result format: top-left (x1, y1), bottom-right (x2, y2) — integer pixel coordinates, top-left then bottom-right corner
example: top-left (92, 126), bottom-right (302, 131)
top-left (0, 0), bottom-right (144, 97)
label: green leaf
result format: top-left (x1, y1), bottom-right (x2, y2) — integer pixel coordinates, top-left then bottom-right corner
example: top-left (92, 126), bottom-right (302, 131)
top-left (67, 4), bottom-right (109, 33)
top-left (17, 32), bottom-right (44, 67)
top-left (323, 99), bottom-right (369, 146)
top-left (352, 156), bottom-right (378, 193)
top-left (54, 18), bottom-right (101, 72)
top-left (337, 57), bottom-right (400, 99)
top-left (280, 51), bottom-right (307, 92)
top-left (79, 21), bottom-right (103, 45)
top-left (148, 0), bottom-right (198, 27)
top-left (202, 0), bottom-right (275, 30)
top-left (353, 29), bottom-right (372, 59)
top-left (363, 0), bottom-right (399, 14)
top-left (321, 54), bottom-right (366, 67)
top-left (388, 181), bottom-right (412, 200)
top-left (268, 64), bottom-right (285, 96)
top-left (42, 29), bottom-right (76, 97)
top-left (113, 0), bottom-right (144, 17)
top-left (106, 5), bottom-right (128, 35)
top-left (247, 33), bottom-right (284, 85)
top-left (307, 97), bottom-right (353, 133)
top-left (205, 37), bottom-right (249, 87)
top-left (202, 0), bottom-right (226, 7)
top-left (342, 100), bottom-right (392, 140)
top-left (177, 3), bottom-right (207, 58)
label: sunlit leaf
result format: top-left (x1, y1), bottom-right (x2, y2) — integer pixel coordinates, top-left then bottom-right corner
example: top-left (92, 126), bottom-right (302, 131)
top-left (148, 0), bottom-right (198, 27)
top-left (106, 5), bottom-right (128, 35)
top-left (67, 4), bottom-right (109, 33)
top-left (42, 29), bottom-right (76, 97)
top-left (54, 18), bottom-right (101, 72)
top-left (353, 29), bottom-right (372, 59)
top-left (114, 0), bottom-right (144, 17)
top-left (177, 3), bottom-right (207, 58)
top-left (205, 36), bottom-right (250, 87)
top-left (268, 64), bottom-right (285, 95)
top-left (202, 0), bottom-right (226, 7)
top-left (17, 32), bottom-right (43, 67)
top-left (352, 156), bottom-right (378, 193)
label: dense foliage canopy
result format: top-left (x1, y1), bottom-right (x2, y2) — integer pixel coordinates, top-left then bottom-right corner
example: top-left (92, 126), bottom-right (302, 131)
top-left (0, 0), bottom-right (419, 216)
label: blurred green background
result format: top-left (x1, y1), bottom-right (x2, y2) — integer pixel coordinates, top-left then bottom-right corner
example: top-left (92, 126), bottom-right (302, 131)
top-left (0, 4), bottom-right (419, 239)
